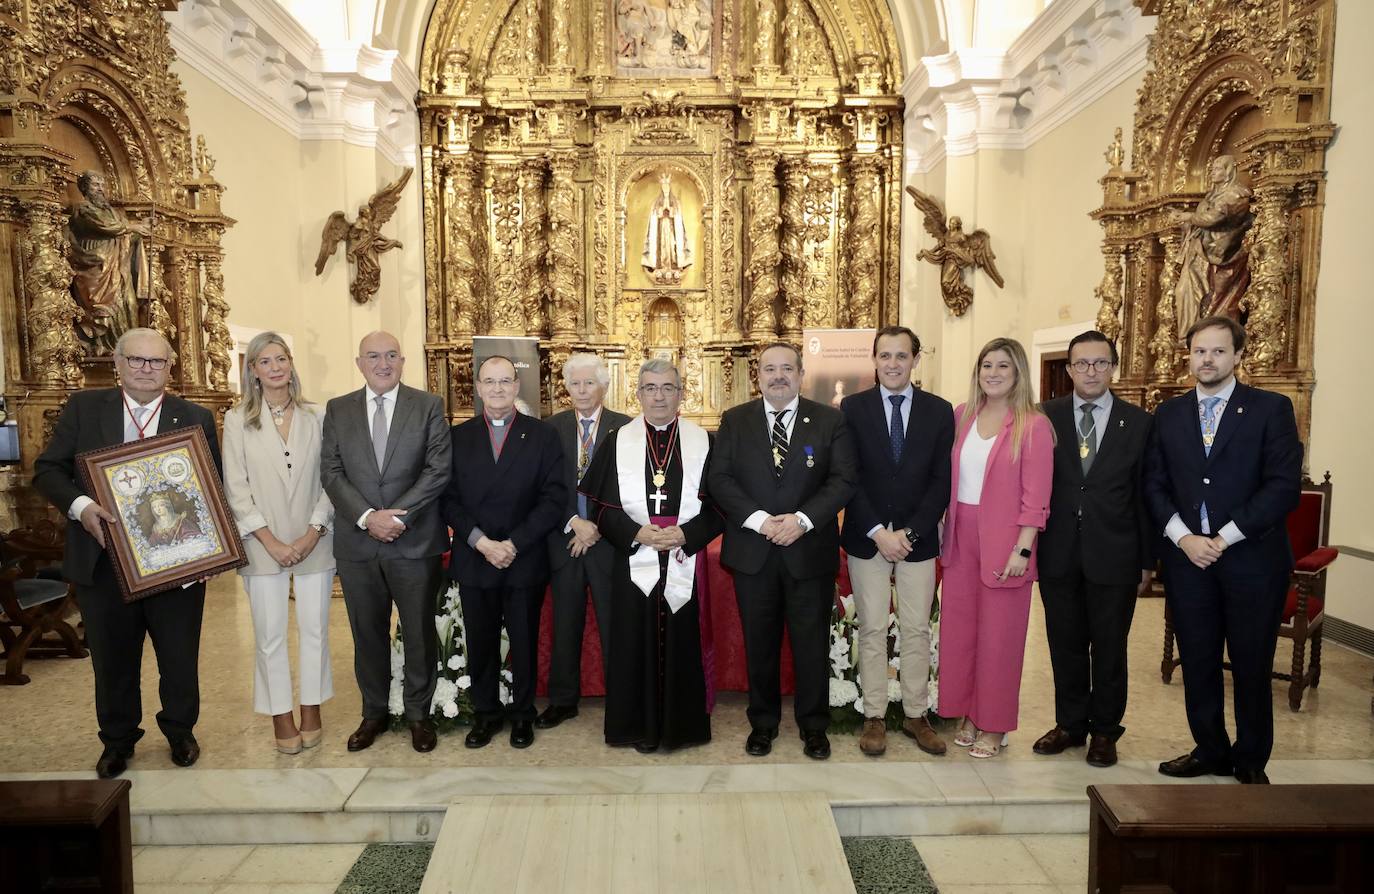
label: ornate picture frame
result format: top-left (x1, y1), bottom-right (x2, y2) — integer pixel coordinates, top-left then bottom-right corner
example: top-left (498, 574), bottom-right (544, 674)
top-left (77, 426), bottom-right (247, 602)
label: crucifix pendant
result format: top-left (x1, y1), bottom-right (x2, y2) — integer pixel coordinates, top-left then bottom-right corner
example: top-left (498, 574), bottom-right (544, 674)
top-left (652, 469), bottom-right (666, 488)
top-left (1079, 441), bottom-right (1090, 459)
top-left (772, 446), bottom-right (783, 467)
top-left (649, 488), bottom-right (668, 514)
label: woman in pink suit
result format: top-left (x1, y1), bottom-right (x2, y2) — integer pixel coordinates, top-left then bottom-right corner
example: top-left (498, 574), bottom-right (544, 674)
top-left (940, 338), bottom-right (1053, 758)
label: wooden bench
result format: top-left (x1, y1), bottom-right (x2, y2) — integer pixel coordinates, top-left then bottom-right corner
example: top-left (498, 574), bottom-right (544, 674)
top-left (1088, 784), bottom-right (1374, 893)
top-left (0, 779), bottom-right (133, 893)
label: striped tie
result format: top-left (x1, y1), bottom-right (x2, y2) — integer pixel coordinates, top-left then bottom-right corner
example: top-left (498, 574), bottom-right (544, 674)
top-left (770, 409), bottom-right (790, 478)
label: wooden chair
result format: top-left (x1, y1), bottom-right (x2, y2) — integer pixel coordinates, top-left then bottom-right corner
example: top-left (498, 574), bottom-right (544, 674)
top-left (1160, 473), bottom-right (1338, 711)
top-left (0, 521), bottom-right (87, 685)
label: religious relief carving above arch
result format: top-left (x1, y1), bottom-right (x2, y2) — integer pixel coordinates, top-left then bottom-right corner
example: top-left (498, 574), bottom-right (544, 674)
top-left (1093, 0), bottom-right (1335, 442)
top-left (418, 0), bottom-right (905, 425)
top-left (0, 0), bottom-right (235, 519)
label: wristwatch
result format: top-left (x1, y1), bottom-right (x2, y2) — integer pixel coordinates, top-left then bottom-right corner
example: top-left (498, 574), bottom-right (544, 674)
top-left (902, 527), bottom-right (917, 545)
top-left (797, 515), bottom-right (812, 532)
top-left (1018, 546), bottom-right (1032, 558)
top-left (311, 523), bottom-right (327, 534)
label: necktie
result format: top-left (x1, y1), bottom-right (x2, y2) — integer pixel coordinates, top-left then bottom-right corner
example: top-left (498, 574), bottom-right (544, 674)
top-left (888, 394), bottom-right (906, 464)
top-left (577, 417), bottom-right (594, 519)
top-left (126, 405), bottom-right (149, 443)
top-left (1199, 396), bottom-right (1222, 533)
top-left (372, 395), bottom-right (388, 469)
top-left (1078, 402), bottom-right (1098, 475)
top-left (770, 409), bottom-right (790, 478)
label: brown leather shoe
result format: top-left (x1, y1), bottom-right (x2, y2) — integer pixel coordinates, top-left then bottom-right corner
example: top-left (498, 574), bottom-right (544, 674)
top-left (1032, 727), bottom-right (1087, 756)
top-left (901, 716), bottom-right (947, 755)
top-left (346, 717), bottom-right (388, 752)
top-left (410, 719), bottom-right (438, 753)
top-left (858, 718), bottom-right (886, 756)
top-left (1086, 734), bottom-right (1117, 768)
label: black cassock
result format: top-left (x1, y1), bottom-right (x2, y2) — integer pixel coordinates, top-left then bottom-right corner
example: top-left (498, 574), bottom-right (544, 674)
top-left (580, 421), bottom-right (724, 750)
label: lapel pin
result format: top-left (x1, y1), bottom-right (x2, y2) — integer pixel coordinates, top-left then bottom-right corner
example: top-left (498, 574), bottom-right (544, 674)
top-left (1118, 420), bottom-right (1124, 428)
top-left (171, 417), bottom-right (178, 425)
top-left (1236, 407), bottom-right (1244, 414)
top-left (520, 432), bottom-right (526, 439)
top-left (804, 445), bottom-right (815, 468)
top-left (802, 416), bottom-right (810, 424)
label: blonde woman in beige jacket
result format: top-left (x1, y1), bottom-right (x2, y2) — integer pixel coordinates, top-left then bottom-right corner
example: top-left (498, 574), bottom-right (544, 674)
top-left (224, 332), bottom-right (336, 754)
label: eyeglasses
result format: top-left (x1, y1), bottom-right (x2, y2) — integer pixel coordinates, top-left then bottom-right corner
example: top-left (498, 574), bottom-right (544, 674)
top-left (479, 378), bottom-right (516, 388)
top-left (363, 351), bottom-right (402, 364)
top-left (640, 384), bottom-right (679, 396)
top-left (1070, 359), bottom-right (1114, 373)
top-left (121, 355), bottom-right (169, 370)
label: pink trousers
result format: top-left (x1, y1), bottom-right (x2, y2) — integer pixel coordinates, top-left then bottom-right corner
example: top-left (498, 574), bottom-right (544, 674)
top-left (937, 502), bottom-right (1033, 733)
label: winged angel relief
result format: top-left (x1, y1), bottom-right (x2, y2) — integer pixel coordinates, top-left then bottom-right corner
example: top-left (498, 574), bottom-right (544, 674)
top-left (315, 168), bottom-right (413, 304)
top-left (906, 186), bottom-right (1004, 316)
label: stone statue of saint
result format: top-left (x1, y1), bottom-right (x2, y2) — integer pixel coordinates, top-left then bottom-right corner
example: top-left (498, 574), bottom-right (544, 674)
top-left (1173, 155), bottom-right (1254, 333)
top-left (66, 171), bottom-right (145, 354)
top-left (642, 172), bottom-right (693, 284)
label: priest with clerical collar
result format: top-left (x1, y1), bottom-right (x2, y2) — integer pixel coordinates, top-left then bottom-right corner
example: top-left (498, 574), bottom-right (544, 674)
top-left (579, 358), bottom-right (724, 752)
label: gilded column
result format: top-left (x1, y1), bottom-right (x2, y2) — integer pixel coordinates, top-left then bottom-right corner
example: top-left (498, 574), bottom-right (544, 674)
top-left (550, 0), bottom-right (571, 70)
top-left (743, 148), bottom-right (780, 338)
top-left (520, 156), bottom-right (548, 335)
top-left (782, 0), bottom-right (804, 77)
top-left (443, 154), bottom-right (484, 336)
top-left (201, 256), bottom-right (232, 391)
top-left (1093, 244), bottom-right (1126, 344)
top-left (486, 158), bottom-right (526, 334)
top-left (146, 248), bottom-right (177, 346)
top-left (523, 0), bottom-right (542, 72)
top-left (802, 160), bottom-right (836, 328)
top-left (1127, 240), bottom-right (1152, 375)
top-left (1242, 184), bottom-right (1290, 372)
top-left (547, 151), bottom-right (581, 338)
top-left (21, 211), bottom-right (83, 387)
top-left (1151, 231), bottom-right (1182, 378)
top-left (780, 155), bottom-right (808, 336)
top-left (845, 155), bottom-right (882, 329)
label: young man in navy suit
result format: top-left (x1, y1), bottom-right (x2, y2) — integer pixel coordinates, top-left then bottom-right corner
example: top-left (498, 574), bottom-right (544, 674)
top-left (840, 327), bottom-right (953, 757)
top-left (1144, 316), bottom-right (1302, 784)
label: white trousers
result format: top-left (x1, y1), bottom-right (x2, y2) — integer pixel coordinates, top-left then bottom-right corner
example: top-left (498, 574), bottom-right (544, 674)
top-left (846, 552), bottom-right (937, 719)
top-left (244, 569), bottom-right (335, 716)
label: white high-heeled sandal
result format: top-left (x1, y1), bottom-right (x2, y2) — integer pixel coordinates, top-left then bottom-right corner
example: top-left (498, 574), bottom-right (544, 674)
top-left (969, 733), bottom-right (1010, 759)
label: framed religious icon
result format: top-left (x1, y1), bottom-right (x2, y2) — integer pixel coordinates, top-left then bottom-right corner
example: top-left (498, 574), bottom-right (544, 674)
top-left (77, 426), bottom-right (247, 602)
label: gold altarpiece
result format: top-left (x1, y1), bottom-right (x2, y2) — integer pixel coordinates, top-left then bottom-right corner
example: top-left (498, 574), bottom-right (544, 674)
top-left (0, 0), bottom-right (234, 523)
top-left (1093, 0), bottom-right (1336, 440)
top-left (418, 0), bottom-right (903, 424)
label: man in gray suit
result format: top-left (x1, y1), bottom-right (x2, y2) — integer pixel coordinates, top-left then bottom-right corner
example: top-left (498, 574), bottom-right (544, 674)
top-left (537, 353), bottom-right (630, 729)
top-left (321, 331), bottom-right (451, 753)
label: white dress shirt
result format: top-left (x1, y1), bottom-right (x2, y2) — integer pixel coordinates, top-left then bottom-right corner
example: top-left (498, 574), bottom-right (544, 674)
top-left (68, 391), bottom-right (164, 521)
top-left (357, 384), bottom-right (401, 529)
top-left (1164, 376), bottom-right (1244, 546)
top-left (743, 396), bottom-right (814, 534)
top-left (565, 405), bottom-right (604, 532)
top-left (868, 384), bottom-right (915, 539)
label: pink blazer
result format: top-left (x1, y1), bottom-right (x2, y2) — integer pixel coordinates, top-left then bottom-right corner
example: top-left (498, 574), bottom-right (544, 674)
top-left (943, 405), bottom-right (1054, 588)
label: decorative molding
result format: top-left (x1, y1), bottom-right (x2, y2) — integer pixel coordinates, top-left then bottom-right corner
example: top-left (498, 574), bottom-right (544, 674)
top-left (165, 0), bottom-right (419, 166)
top-left (902, 0), bottom-right (1154, 175)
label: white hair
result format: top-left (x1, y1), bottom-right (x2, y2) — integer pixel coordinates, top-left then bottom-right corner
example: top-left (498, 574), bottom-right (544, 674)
top-left (562, 352), bottom-right (610, 388)
top-left (114, 327), bottom-right (176, 363)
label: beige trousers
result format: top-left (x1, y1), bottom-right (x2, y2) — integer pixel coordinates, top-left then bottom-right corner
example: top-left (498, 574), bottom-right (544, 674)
top-left (847, 551), bottom-right (937, 719)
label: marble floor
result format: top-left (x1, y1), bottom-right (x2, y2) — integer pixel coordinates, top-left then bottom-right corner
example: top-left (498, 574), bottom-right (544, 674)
top-left (3, 575), bottom-right (1371, 773)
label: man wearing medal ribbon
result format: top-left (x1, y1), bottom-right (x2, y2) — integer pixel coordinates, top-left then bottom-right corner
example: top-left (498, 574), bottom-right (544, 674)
top-left (1035, 330), bottom-right (1154, 769)
top-left (579, 359), bottom-right (723, 752)
top-left (34, 327), bottom-right (221, 778)
top-left (1145, 316), bottom-right (1301, 785)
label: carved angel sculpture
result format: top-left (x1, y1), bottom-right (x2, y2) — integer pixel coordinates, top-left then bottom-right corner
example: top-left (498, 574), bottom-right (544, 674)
top-left (315, 167), bottom-right (413, 304)
top-left (906, 186), bottom-right (1004, 316)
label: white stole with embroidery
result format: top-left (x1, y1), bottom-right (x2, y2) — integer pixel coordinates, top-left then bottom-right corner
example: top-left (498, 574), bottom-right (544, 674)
top-left (616, 415), bottom-right (708, 613)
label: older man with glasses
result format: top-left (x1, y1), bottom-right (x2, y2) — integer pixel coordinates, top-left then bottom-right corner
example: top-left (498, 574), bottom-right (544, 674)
top-left (34, 328), bottom-right (222, 778)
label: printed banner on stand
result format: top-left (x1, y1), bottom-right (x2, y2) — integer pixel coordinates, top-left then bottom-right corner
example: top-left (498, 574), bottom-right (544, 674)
top-left (473, 336), bottom-right (543, 418)
top-left (801, 329), bottom-right (876, 408)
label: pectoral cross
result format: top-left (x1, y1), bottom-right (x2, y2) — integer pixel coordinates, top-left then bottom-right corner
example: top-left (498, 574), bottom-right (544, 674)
top-left (649, 488), bottom-right (668, 514)
top-left (118, 470), bottom-right (138, 488)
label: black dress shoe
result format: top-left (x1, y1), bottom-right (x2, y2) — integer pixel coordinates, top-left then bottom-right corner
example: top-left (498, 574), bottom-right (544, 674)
top-left (410, 720), bottom-right (437, 753)
top-left (510, 720), bottom-right (534, 749)
top-left (633, 742), bottom-right (659, 754)
top-left (801, 730), bottom-right (831, 760)
top-left (535, 705), bottom-right (579, 729)
top-left (1158, 753), bottom-right (1232, 778)
top-left (1086, 735), bottom-right (1118, 768)
top-left (347, 717), bottom-right (389, 752)
top-left (1235, 768), bottom-right (1270, 784)
top-left (95, 746), bottom-right (133, 779)
top-left (1032, 727), bottom-right (1087, 755)
top-left (465, 718), bottom-right (503, 749)
top-left (169, 737), bottom-right (200, 768)
top-left (745, 727), bottom-right (778, 757)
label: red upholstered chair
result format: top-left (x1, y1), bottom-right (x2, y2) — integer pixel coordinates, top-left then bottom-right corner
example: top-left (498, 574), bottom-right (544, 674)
top-left (1159, 473), bottom-right (1337, 711)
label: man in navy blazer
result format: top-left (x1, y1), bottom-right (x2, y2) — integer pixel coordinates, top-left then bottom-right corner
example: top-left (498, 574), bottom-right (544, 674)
top-left (441, 356), bottom-right (566, 750)
top-left (840, 326), bottom-right (953, 757)
top-left (1144, 316), bottom-right (1301, 784)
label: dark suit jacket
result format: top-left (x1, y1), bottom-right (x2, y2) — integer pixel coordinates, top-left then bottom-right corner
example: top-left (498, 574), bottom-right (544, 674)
top-left (33, 388), bottom-right (221, 587)
top-left (840, 386), bottom-right (954, 563)
top-left (320, 383), bottom-right (452, 561)
top-left (1038, 393), bottom-right (1155, 586)
top-left (544, 407), bottom-right (631, 570)
top-left (708, 397), bottom-right (857, 579)
top-left (1143, 381), bottom-right (1303, 574)
top-left (442, 413), bottom-right (567, 589)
